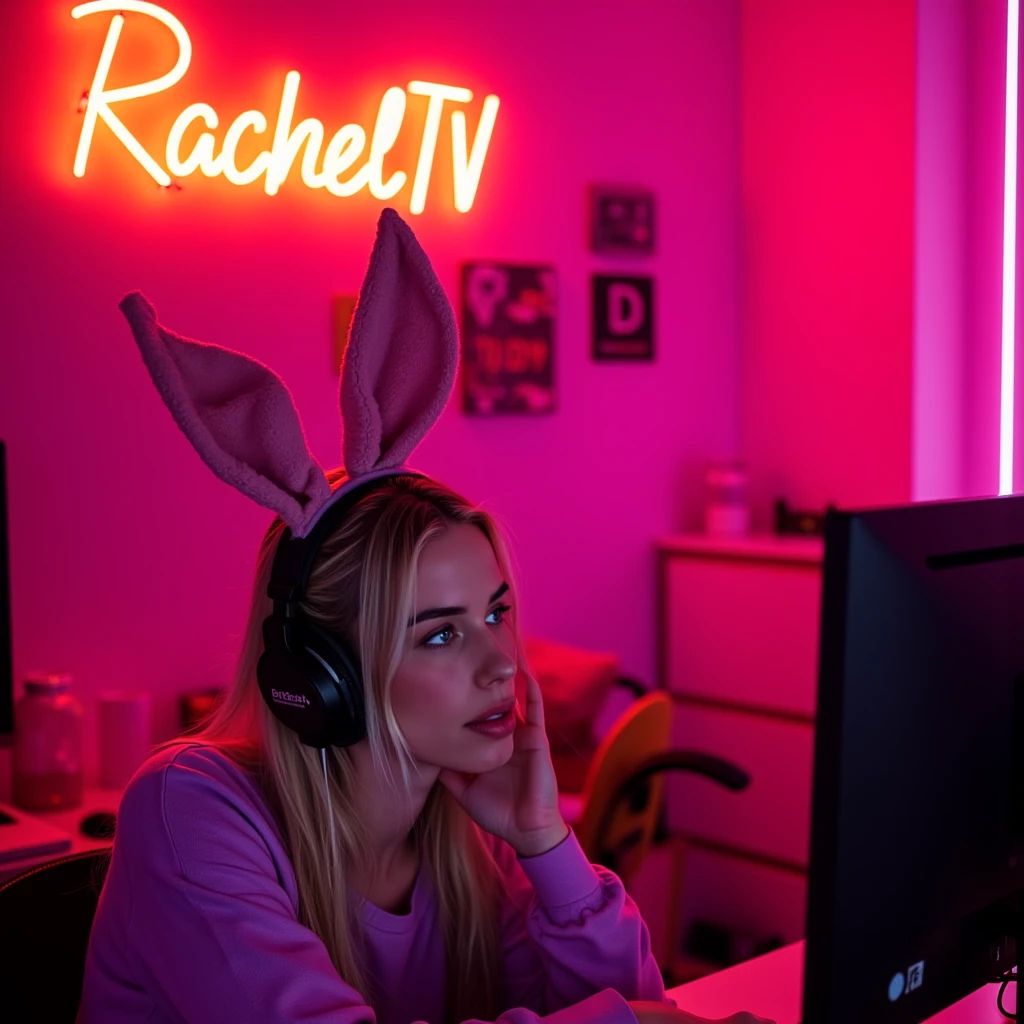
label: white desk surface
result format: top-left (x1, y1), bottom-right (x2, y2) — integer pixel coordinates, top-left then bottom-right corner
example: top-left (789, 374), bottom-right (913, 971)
top-left (666, 941), bottom-right (1016, 1023)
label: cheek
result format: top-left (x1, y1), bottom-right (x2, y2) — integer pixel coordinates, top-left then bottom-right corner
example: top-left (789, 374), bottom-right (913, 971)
top-left (390, 658), bottom-right (465, 731)
top-left (497, 624), bottom-right (518, 661)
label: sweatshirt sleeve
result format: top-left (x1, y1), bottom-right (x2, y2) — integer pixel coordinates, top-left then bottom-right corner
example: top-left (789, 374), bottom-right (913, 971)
top-left (80, 749), bottom-right (382, 1024)
top-left (491, 829), bottom-right (675, 1022)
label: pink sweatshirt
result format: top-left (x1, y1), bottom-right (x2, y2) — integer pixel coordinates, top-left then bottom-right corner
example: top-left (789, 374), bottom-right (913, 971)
top-left (79, 743), bottom-right (672, 1023)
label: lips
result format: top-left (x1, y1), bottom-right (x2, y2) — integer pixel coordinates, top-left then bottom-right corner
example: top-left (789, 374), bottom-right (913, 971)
top-left (466, 698), bottom-right (515, 725)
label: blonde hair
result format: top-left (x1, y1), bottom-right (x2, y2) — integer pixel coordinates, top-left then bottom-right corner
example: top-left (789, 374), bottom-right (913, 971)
top-left (192, 472), bottom-right (521, 1021)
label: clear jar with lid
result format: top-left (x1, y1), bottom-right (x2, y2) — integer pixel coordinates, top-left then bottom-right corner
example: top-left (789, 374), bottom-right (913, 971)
top-left (13, 672), bottom-right (85, 811)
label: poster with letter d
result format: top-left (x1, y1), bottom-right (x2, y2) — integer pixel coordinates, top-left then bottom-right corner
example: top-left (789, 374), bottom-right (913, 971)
top-left (591, 274), bottom-right (654, 361)
top-left (460, 263), bottom-right (556, 414)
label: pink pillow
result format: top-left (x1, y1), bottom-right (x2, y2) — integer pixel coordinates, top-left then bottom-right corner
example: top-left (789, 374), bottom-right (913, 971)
top-left (523, 636), bottom-right (619, 753)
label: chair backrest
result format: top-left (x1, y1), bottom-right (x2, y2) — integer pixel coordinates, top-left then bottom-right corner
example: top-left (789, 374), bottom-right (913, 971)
top-left (573, 691), bottom-right (673, 882)
top-left (0, 849), bottom-right (110, 1022)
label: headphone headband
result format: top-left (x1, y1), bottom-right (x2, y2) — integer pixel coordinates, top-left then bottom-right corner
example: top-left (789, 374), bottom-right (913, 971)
top-left (267, 471), bottom-right (426, 609)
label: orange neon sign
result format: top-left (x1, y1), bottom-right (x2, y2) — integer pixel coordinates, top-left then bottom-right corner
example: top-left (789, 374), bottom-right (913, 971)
top-left (70, 1), bottom-right (500, 213)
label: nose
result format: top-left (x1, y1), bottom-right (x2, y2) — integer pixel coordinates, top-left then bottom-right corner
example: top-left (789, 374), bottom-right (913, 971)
top-left (474, 629), bottom-right (517, 688)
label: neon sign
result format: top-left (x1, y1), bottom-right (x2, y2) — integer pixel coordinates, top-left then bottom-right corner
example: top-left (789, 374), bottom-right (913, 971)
top-left (70, 1), bottom-right (500, 213)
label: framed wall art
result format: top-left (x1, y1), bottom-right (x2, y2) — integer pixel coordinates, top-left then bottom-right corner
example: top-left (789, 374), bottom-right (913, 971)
top-left (591, 274), bottom-right (654, 361)
top-left (460, 262), bottom-right (556, 414)
top-left (588, 185), bottom-right (656, 255)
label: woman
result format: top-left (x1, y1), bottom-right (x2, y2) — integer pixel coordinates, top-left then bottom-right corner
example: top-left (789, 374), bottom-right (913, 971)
top-left (79, 210), bottom-right (772, 1024)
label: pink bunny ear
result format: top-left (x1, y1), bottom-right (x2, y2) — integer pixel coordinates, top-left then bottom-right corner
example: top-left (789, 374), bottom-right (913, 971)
top-left (340, 208), bottom-right (459, 476)
top-left (120, 291), bottom-right (332, 537)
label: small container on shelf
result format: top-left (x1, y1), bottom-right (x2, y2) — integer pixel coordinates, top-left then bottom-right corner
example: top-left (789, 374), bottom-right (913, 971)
top-left (12, 671), bottom-right (85, 811)
top-left (703, 461), bottom-right (750, 538)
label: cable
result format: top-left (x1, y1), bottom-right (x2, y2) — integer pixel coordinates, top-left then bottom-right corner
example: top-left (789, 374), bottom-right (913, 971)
top-left (997, 970), bottom-right (1017, 1020)
top-left (320, 747), bottom-right (338, 865)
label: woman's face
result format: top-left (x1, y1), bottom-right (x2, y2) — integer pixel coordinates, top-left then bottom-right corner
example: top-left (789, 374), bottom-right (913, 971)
top-left (390, 522), bottom-right (518, 775)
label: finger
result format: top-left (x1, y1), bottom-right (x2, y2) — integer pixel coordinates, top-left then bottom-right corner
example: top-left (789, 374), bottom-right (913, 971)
top-left (514, 676), bottom-right (529, 723)
top-left (522, 669), bottom-right (546, 730)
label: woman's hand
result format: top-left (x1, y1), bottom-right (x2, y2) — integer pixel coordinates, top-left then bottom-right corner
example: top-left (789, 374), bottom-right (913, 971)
top-left (628, 1003), bottom-right (776, 1024)
top-left (437, 670), bottom-right (569, 858)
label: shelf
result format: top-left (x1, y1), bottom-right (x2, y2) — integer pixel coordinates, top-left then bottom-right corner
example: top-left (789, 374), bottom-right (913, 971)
top-left (656, 533), bottom-right (824, 564)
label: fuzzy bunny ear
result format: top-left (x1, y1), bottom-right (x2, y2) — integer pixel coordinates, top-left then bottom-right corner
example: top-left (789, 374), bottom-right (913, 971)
top-left (340, 208), bottom-right (459, 475)
top-left (119, 291), bottom-right (332, 537)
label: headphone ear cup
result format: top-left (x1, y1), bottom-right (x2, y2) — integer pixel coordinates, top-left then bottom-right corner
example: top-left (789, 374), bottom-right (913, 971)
top-left (300, 621), bottom-right (366, 746)
top-left (257, 613), bottom-right (366, 748)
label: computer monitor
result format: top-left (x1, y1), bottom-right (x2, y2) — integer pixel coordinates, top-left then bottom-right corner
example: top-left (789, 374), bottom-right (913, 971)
top-left (803, 493), bottom-right (1024, 1024)
top-left (0, 441), bottom-right (12, 745)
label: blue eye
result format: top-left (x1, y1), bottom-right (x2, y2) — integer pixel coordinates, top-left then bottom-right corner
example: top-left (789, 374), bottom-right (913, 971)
top-left (423, 626), bottom-right (456, 648)
top-left (487, 603), bottom-right (512, 625)
top-left (420, 605), bottom-right (512, 648)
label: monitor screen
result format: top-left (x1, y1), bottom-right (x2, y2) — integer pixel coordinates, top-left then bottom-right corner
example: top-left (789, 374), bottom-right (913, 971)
top-left (0, 440), bottom-right (12, 743)
top-left (803, 494), bottom-right (1024, 1023)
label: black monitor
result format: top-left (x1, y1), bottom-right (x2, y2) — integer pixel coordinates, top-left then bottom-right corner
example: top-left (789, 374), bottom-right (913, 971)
top-left (0, 441), bottom-right (12, 744)
top-left (803, 494), bottom-right (1024, 1023)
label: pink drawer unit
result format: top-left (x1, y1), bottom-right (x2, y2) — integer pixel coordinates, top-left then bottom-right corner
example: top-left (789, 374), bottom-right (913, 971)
top-left (665, 704), bottom-right (815, 869)
top-left (674, 843), bottom-right (808, 955)
top-left (659, 536), bottom-right (823, 718)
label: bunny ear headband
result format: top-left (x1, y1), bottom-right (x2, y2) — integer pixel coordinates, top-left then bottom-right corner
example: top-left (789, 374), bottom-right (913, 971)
top-left (119, 208), bottom-right (459, 537)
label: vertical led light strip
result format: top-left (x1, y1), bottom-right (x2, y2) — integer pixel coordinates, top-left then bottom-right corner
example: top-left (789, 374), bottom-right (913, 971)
top-left (1001, 0), bottom-right (1019, 494)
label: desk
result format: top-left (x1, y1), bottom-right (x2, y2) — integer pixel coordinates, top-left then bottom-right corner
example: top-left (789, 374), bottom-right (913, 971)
top-left (666, 942), bottom-right (1016, 1023)
top-left (0, 787), bottom-right (121, 883)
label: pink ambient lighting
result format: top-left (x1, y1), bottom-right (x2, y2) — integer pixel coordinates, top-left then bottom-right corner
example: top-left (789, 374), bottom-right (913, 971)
top-left (1001, 0), bottom-right (1019, 494)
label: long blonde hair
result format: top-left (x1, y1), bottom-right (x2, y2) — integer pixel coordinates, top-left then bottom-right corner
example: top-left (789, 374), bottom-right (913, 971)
top-left (193, 472), bottom-right (521, 1021)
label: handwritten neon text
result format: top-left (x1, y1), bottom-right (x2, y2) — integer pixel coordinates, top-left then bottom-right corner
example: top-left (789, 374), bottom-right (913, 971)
top-left (71, 1), bottom-right (500, 212)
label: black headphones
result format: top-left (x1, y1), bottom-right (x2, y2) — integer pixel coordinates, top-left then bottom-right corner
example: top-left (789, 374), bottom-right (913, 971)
top-left (256, 472), bottom-right (423, 748)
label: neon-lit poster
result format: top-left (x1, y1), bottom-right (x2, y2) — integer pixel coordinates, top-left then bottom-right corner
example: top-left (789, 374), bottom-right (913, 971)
top-left (461, 264), bottom-right (556, 415)
top-left (591, 275), bottom-right (654, 361)
top-left (70, 1), bottom-right (500, 213)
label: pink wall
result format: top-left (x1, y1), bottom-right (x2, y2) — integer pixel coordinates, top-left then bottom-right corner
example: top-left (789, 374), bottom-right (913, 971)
top-left (0, 1), bottom-right (741, 762)
top-left (913, 0), bottom-right (968, 502)
top-left (739, 0), bottom-right (916, 524)
top-left (913, 0), bottom-right (1015, 502)
top-left (738, 0), bottom-right (1016, 512)
top-left (965, 0), bottom-right (1012, 498)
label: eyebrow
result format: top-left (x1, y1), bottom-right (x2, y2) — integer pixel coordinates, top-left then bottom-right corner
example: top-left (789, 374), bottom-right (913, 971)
top-left (408, 582), bottom-right (510, 627)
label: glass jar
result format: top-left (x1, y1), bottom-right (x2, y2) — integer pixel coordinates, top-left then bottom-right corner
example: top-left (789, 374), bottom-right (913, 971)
top-left (703, 460), bottom-right (751, 538)
top-left (12, 672), bottom-right (84, 811)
